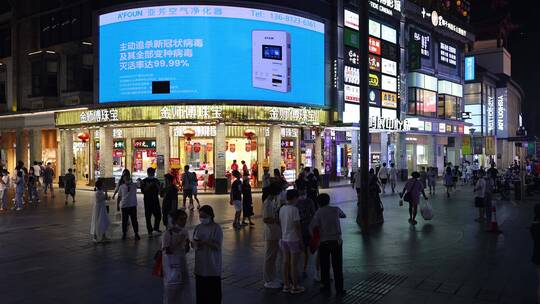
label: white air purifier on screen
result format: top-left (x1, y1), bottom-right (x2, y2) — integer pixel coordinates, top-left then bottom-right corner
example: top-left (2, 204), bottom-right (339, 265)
top-left (252, 30), bottom-right (291, 92)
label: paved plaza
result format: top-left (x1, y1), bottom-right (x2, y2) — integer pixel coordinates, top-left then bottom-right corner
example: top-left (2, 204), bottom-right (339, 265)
top-left (0, 183), bottom-right (537, 304)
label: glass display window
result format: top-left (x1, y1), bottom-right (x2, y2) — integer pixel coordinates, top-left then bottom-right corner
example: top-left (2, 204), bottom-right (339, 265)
top-left (133, 139), bottom-right (156, 180)
top-left (179, 137), bottom-right (214, 188)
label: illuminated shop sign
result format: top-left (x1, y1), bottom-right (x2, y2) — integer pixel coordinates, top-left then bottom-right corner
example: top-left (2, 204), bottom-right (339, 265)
top-left (439, 41), bottom-right (457, 67)
top-left (410, 29), bottom-right (431, 57)
top-left (56, 105), bottom-right (328, 126)
top-left (344, 28), bottom-right (360, 48)
top-left (381, 91), bottom-right (397, 108)
top-left (381, 24), bottom-right (397, 44)
top-left (465, 56), bottom-right (475, 81)
top-left (487, 95), bottom-right (495, 134)
top-left (369, 37), bottom-right (381, 55)
top-left (369, 73), bottom-right (381, 88)
top-left (381, 58), bottom-right (397, 76)
top-left (173, 125), bottom-right (217, 137)
top-left (369, 20), bottom-right (381, 38)
top-left (381, 75), bottom-right (397, 92)
top-left (368, 54), bottom-right (381, 71)
top-left (345, 47), bottom-right (360, 66)
top-left (496, 88), bottom-right (507, 135)
top-left (344, 9), bottom-right (359, 30)
top-left (369, 0), bottom-right (402, 17)
top-left (420, 8), bottom-right (467, 37)
top-left (369, 116), bottom-right (410, 131)
top-left (133, 140), bottom-right (156, 148)
top-left (345, 84), bottom-right (360, 103)
top-left (344, 66), bottom-right (360, 85)
top-left (369, 88), bottom-right (381, 106)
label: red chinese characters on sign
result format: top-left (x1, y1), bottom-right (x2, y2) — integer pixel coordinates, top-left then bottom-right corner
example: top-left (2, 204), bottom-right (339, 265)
top-left (368, 54), bottom-right (381, 71)
top-left (369, 37), bottom-right (381, 55)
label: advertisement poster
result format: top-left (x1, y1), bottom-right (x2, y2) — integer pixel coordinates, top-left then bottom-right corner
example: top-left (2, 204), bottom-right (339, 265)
top-left (99, 5), bottom-right (325, 106)
top-left (485, 136), bottom-right (496, 155)
top-left (462, 136), bottom-right (471, 155)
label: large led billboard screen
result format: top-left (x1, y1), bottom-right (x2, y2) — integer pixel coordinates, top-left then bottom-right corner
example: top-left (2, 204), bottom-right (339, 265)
top-left (99, 5), bottom-right (325, 106)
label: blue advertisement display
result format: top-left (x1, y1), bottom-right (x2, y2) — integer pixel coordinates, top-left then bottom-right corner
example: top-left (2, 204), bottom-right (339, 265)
top-left (464, 56), bottom-right (475, 81)
top-left (99, 5), bottom-right (325, 106)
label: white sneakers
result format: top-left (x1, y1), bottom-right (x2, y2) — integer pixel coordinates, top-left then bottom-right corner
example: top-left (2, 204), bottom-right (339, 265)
top-left (264, 281), bottom-right (282, 289)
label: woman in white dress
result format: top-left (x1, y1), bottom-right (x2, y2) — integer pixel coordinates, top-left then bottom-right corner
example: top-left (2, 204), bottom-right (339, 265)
top-left (162, 209), bottom-right (192, 304)
top-left (90, 180), bottom-right (111, 243)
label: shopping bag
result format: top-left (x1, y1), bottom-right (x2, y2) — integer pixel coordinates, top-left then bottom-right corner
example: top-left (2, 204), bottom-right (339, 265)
top-left (420, 199), bottom-right (433, 220)
top-left (152, 250), bottom-right (163, 278)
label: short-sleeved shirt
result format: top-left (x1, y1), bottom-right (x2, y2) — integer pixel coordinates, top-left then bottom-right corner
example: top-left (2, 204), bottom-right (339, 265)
top-left (263, 196), bottom-right (281, 241)
top-left (194, 223), bottom-right (223, 277)
top-left (279, 204), bottom-right (301, 242)
top-left (231, 179), bottom-right (242, 201)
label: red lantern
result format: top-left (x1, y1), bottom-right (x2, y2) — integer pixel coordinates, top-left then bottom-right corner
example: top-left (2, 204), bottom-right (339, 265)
top-left (245, 142), bottom-right (251, 152)
top-left (244, 129), bottom-right (256, 140)
top-left (230, 144), bottom-right (236, 153)
top-left (183, 128), bottom-right (196, 141)
top-left (206, 143), bottom-right (213, 152)
top-left (77, 132), bottom-right (89, 142)
top-left (193, 142), bottom-right (201, 153)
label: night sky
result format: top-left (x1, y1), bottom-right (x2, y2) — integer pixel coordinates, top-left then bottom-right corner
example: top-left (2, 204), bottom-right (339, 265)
top-left (473, 0), bottom-right (540, 137)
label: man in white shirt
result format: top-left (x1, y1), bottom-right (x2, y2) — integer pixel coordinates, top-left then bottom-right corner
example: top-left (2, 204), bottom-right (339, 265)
top-left (279, 189), bottom-right (304, 294)
top-left (32, 161), bottom-right (42, 187)
top-left (388, 163), bottom-right (398, 193)
top-left (378, 163), bottom-right (390, 193)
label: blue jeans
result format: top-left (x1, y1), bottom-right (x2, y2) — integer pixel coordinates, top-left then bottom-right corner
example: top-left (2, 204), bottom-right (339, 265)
top-left (14, 190), bottom-right (24, 209)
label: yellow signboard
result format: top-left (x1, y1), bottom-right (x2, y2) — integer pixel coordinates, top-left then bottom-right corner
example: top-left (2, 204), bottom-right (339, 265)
top-left (381, 92), bottom-right (397, 108)
top-left (55, 105), bottom-right (329, 127)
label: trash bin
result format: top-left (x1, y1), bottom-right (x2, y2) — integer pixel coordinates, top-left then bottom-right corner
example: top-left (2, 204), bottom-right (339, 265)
top-left (514, 180), bottom-right (521, 200)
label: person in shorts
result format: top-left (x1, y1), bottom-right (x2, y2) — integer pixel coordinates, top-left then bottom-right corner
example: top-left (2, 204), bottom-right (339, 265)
top-left (279, 189), bottom-right (305, 294)
top-left (377, 163), bottom-right (389, 193)
top-left (230, 170), bottom-right (243, 229)
top-left (181, 165), bottom-right (194, 210)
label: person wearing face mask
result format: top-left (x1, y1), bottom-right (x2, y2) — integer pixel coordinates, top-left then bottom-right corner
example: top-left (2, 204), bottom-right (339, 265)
top-left (193, 205), bottom-right (223, 304)
top-left (162, 209), bottom-right (192, 304)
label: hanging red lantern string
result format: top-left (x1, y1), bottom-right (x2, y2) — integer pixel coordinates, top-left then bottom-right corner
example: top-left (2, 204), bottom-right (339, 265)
top-left (77, 132), bottom-right (90, 142)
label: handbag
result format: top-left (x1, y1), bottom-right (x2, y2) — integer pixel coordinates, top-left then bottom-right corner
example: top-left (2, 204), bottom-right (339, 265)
top-left (152, 250), bottom-right (163, 278)
top-left (474, 197), bottom-right (484, 208)
top-left (309, 227), bottom-right (321, 254)
top-left (420, 199), bottom-right (433, 220)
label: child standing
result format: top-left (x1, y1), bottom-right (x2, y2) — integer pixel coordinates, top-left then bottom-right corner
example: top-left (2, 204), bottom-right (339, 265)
top-left (203, 170), bottom-right (209, 191)
top-left (241, 177), bottom-right (254, 226)
top-left (90, 180), bottom-right (111, 243)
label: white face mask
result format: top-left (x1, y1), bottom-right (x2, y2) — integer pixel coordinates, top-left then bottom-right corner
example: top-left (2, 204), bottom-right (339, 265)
top-left (200, 218), bottom-right (211, 225)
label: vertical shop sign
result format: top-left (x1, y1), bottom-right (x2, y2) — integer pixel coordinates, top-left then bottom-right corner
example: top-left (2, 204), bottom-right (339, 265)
top-left (485, 136), bottom-right (496, 155)
top-left (462, 136), bottom-right (472, 155)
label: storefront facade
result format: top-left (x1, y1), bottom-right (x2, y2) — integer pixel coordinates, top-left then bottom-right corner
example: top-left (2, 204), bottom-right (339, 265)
top-left (55, 104), bottom-right (328, 192)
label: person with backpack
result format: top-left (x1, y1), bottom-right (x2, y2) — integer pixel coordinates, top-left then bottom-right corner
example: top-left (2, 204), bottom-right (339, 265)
top-left (310, 193), bottom-right (347, 295)
top-left (63, 168), bottom-right (76, 205)
top-left (162, 209), bottom-right (192, 304)
top-left (161, 173), bottom-right (179, 228)
top-left (181, 165), bottom-right (195, 210)
top-left (140, 167), bottom-right (162, 236)
top-left (42, 162), bottom-right (55, 198)
top-left (400, 172), bottom-right (428, 225)
top-left (230, 170), bottom-right (243, 229)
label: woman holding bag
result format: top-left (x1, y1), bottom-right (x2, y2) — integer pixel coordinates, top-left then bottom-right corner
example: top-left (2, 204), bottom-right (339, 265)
top-left (162, 209), bottom-right (192, 304)
top-left (401, 172), bottom-right (428, 225)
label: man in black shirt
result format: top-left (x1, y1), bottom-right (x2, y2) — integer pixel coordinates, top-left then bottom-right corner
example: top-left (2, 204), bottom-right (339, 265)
top-left (140, 167), bottom-right (162, 236)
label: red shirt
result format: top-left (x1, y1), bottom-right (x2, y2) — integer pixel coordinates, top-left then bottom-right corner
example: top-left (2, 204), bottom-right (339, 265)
top-left (231, 163), bottom-right (239, 171)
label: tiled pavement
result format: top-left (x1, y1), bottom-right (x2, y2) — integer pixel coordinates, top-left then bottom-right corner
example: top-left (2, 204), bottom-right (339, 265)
top-left (0, 183), bottom-right (538, 303)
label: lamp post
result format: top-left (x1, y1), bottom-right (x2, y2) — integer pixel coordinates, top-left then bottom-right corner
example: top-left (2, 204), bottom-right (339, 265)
top-left (356, 1), bottom-right (370, 233)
